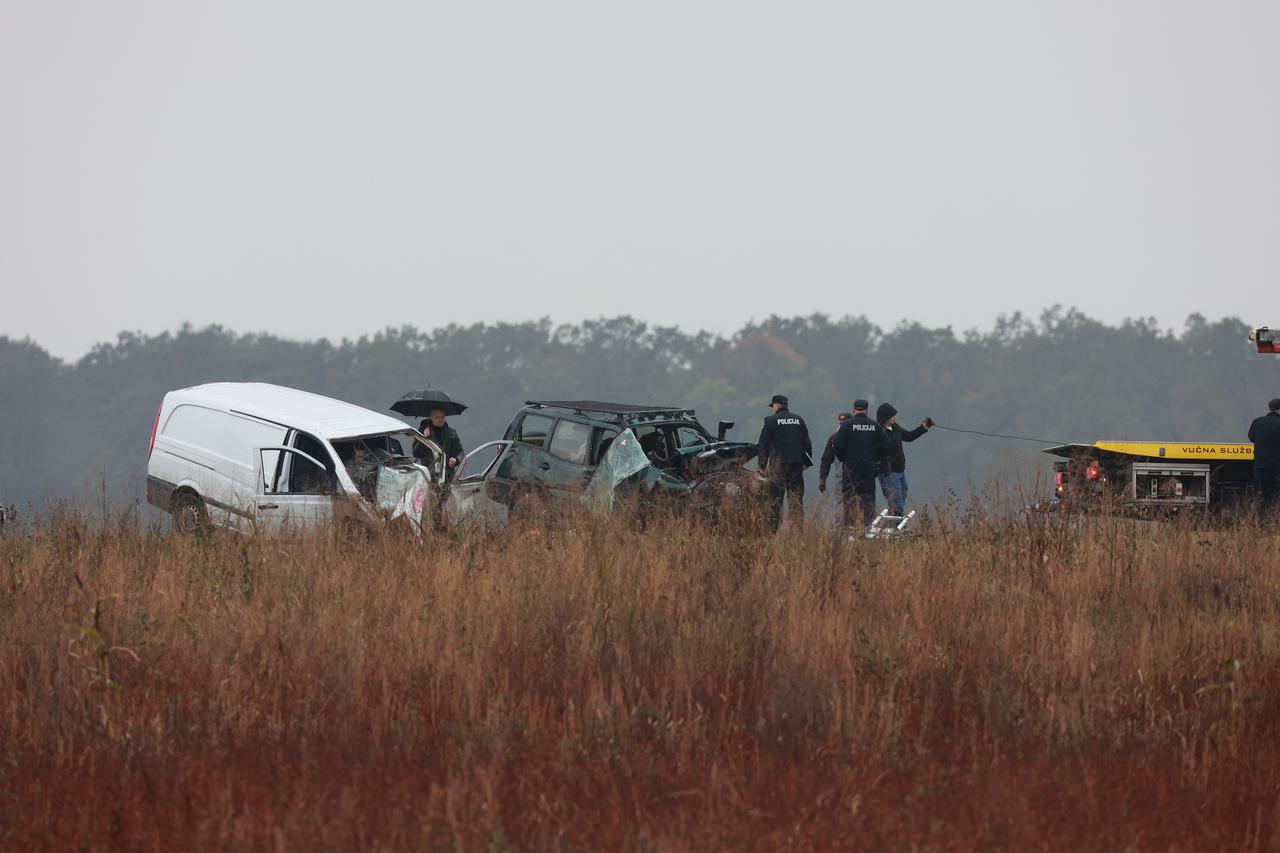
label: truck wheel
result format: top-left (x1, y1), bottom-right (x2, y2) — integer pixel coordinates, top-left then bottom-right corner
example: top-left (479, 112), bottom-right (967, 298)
top-left (172, 491), bottom-right (208, 535)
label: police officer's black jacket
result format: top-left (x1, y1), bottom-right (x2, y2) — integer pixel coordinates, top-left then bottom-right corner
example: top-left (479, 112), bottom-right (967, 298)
top-left (1248, 412), bottom-right (1280, 470)
top-left (819, 430), bottom-right (841, 480)
top-left (879, 422), bottom-right (928, 474)
top-left (832, 413), bottom-right (888, 474)
top-left (415, 420), bottom-right (465, 479)
top-left (758, 407), bottom-right (813, 468)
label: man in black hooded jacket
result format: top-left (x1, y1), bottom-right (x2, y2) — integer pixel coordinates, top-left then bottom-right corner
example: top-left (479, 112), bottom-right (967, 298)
top-left (875, 402), bottom-right (932, 516)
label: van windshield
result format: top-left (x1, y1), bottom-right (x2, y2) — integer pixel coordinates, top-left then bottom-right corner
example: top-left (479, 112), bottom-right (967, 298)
top-left (332, 430), bottom-right (438, 500)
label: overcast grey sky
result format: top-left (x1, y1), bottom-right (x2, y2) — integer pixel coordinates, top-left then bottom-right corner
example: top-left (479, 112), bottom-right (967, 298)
top-left (3, 1), bottom-right (1277, 360)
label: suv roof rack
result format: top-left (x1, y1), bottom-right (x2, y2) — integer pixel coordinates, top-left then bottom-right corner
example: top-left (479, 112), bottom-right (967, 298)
top-left (525, 400), bottom-right (695, 421)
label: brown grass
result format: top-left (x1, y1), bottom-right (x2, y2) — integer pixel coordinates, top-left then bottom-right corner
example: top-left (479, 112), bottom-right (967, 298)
top-left (3, 506), bottom-right (1280, 850)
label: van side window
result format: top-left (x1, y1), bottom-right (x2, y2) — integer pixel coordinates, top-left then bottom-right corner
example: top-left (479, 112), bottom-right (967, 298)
top-left (162, 404), bottom-right (225, 448)
top-left (513, 414), bottom-right (555, 448)
top-left (548, 420), bottom-right (592, 465)
top-left (223, 414), bottom-right (288, 463)
top-left (287, 433), bottom-right (335, 495)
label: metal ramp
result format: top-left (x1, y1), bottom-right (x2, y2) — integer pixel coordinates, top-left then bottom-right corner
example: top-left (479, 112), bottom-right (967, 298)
top-left (862, 508), bottom-right (916, 540)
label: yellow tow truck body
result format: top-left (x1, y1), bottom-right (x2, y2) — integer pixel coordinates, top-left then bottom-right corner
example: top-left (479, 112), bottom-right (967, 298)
top-left (1044, 442), bottom-right (1254, 511)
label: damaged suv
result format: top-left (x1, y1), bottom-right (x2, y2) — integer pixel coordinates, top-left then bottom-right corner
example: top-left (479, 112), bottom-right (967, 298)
top-left (447, 400), bottom-right (762, 524)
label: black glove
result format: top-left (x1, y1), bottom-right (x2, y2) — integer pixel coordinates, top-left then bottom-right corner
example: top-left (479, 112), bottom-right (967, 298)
top-left (923, 417), bottom-right (935, 429)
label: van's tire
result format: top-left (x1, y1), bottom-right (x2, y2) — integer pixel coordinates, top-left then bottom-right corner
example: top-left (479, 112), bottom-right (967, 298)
top-left (172, 491), bottom-right (208, 535)
top-left (338, 517), bottom-right (373, 544)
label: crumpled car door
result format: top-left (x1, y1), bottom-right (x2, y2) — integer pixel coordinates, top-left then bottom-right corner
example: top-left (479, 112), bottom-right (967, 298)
top-left (582, 429), bottom-right (652, 513)
top-left (488, 441), bottom-right (577, 503)
top-left (373, 461), bottom-right (431, 534)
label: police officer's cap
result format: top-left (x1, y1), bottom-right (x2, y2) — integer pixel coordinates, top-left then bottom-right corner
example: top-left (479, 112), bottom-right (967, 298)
top-left (853, 399), bottom-right (869, 411)
top-left (1270, 398), bottom-right (1280, 412)
top-left (770, 394), bottom-right (788, 407)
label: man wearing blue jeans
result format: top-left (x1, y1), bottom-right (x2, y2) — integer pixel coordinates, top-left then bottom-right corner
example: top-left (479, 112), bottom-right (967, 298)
top-left (875, 403), bottom-right (933, 516)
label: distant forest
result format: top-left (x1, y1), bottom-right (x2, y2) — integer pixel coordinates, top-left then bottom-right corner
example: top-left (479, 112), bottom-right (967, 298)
top-left (4, 310), bottom-right (1278, 512)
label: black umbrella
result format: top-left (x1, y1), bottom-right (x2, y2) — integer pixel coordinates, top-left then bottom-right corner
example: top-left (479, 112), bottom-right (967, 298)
top-left (391, 389), bottom-right (468, 418)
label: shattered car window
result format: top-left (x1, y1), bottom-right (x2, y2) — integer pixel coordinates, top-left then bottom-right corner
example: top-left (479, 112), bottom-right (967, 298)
top-left (583, 429), bottom-right (651, 513)
top-left (675, 426), bottom-right (709, 448)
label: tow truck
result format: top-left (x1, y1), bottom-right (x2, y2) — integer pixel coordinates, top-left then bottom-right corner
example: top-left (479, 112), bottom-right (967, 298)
top-left (1042, 326), bottom-right (1276, 514)
top-left (1044, 441), bottom-right (1253, 514)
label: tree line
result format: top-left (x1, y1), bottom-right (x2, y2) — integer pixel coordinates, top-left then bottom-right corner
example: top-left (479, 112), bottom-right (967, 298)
top-left (3, 309), bottom-right (1277, 512)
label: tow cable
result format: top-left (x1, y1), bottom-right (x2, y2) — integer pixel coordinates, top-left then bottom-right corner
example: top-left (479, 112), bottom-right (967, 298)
top-left (930, 423), bottom-right (1073, 446)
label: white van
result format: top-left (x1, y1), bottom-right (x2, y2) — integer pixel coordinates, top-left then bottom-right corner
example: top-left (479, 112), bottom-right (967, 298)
top-left (146, 382), bottom-right (442, 534)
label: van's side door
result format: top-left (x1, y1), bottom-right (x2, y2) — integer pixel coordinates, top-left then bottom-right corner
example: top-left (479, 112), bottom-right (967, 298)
top-left (253, 444), bottom-right (340, 533)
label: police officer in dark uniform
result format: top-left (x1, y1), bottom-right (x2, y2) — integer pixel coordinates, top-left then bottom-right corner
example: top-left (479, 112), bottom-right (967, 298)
top-left (1248, 397), bottom-right (1280, 513)
top-left (757, 394), bottom-right (813, 531)
top-left (832, 399), bottom-right (888, 528)
top-left (818, 411), bottom-right (850, 522)
top-left (818, 412), bottom-right (851, 491)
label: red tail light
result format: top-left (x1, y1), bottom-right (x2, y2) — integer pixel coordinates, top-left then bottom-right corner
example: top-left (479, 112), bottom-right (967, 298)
top-left (1086, 462), bottom-right (1100, 481)
top-left (1054, 472), bottom-right (1065, 492)
top-left (148, 405), bottom-right (162, 459)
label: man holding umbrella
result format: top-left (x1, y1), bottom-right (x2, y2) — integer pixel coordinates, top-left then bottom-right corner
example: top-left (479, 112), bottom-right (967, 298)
top-left (417, 408), bottom-right (465, 479)
top-left (391, 389), bottom-right (468, 529)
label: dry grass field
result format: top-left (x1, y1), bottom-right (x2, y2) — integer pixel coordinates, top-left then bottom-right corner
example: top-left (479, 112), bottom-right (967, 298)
top-left (3, 506), bottom-right (1280, 850)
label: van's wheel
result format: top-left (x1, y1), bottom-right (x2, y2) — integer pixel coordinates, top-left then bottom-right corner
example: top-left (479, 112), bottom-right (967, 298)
top-left (172, 491), bottom-right (207, 535)
top-left (339, 517), bottom-right (373, 544)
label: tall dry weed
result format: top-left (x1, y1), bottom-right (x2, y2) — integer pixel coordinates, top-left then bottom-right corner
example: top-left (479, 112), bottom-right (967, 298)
top-left (2, 505), bottom-right (1280, 849)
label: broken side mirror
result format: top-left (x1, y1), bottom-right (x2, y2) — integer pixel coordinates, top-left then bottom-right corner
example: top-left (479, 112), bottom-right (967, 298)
top-left (717, 421), bottom-right (734, 441)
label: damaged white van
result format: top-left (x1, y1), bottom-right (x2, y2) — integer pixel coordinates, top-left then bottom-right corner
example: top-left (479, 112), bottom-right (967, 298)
top-left (146, 382), bottom-right (442, 535)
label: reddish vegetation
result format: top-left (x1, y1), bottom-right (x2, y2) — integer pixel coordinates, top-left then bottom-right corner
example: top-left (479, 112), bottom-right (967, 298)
top-left (3, 511), bottom-right (1280, 849)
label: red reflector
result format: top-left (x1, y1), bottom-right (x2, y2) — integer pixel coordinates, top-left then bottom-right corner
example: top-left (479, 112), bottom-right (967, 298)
top-left (148, 405), bottom-right (162, 459)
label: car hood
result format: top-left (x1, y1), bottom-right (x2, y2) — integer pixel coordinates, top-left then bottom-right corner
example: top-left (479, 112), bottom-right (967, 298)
top-left (582, 430), bottom-right (758, 513)
top-left (676, 440), bottom-right (758, 474)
